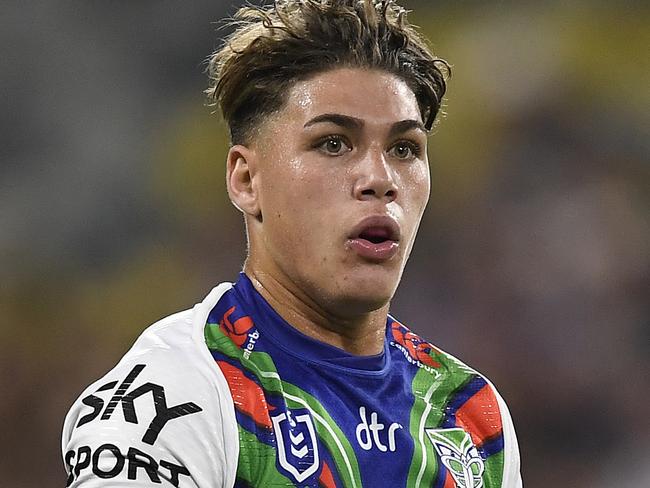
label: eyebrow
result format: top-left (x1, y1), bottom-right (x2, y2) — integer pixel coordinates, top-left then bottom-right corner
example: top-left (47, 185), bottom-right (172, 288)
top-left (303, 113), bottom-right (363, 130)
top-left (387, 119), bottom-right (426, 138)
top-left (303, 113), bottom-right (426, 137)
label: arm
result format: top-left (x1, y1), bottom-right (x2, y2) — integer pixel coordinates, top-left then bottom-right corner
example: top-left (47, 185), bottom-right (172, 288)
top-left (62, 311), bottom-right (238, 487)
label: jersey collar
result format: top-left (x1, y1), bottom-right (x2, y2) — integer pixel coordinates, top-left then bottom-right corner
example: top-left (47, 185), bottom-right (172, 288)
top-left (232, 272), bottom-right (390, 373)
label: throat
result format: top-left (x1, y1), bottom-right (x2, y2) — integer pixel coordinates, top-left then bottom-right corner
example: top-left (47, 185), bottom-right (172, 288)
top-left (242, 266), bottom-right (387, 356)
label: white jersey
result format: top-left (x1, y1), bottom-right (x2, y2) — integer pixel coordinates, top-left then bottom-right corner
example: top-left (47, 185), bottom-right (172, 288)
top-left (63, 278), bottom-right (522, 487)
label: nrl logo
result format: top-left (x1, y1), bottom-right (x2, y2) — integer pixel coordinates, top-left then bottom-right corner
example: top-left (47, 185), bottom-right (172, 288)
top-left (272, 409), bottom-right (320, 483)
top-left (426, 428), bottom-right (485, 488)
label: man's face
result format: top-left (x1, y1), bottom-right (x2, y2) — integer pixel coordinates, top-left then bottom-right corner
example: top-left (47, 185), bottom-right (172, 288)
top-left (242, 67), bottom-right (430, 315)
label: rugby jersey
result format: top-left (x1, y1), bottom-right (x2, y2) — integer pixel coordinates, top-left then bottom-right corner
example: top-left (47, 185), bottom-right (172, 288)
top-left (62, 273), bottom-right (522, 487)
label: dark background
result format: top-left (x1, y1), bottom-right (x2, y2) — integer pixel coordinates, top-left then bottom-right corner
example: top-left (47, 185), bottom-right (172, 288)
top-left (1, 1), bottom-right (648, 486)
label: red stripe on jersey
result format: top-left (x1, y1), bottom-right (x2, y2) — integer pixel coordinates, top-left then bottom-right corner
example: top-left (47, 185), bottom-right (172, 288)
top-left (454, 384), bottom-right (502, 446)
top-left (318, 461), bottom-right (336, 488)
top-left (217, 360), bottom-right (274, 429)
top-left (443, 471), bottom-right (456, 488)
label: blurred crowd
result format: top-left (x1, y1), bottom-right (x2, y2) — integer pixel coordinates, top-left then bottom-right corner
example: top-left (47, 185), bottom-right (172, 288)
top-left (1, 1), bottom-right (648, 487)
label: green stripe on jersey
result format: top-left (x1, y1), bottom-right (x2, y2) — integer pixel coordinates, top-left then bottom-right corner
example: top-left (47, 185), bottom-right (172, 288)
top-left (482, 450), bottom-right (504, 488)
top-left (405, 350), bottom-right (479, 487)
top-left (236, 427), bottom-right (294, 486)
top-left (205, 323), bottom-right (363, 488)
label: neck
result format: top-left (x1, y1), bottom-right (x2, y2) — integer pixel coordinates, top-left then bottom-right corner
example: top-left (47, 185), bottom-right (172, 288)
top-left (243, 261), bottom-right (388, 356)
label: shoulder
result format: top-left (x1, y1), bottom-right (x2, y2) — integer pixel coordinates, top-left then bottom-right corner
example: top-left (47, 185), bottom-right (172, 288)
top-left (62, 284), bottom-right (238, 488)
top-left (432, 346), bottom-right (523, 487)
top-left (389, 318), bottom-right (522, 487)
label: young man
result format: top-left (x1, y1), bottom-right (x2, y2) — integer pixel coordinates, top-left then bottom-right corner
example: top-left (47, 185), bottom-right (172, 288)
top-left (62, 1), bottom-right (522, 487)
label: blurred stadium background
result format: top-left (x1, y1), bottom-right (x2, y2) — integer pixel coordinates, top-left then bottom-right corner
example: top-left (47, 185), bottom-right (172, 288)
top-left (1, 1), bottom-right (648, 486)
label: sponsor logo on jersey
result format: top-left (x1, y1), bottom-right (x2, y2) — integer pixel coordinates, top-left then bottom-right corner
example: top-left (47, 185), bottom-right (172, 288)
top-left (76, 364), bottom-right (202, 445)
top-left (355, 406), bottom-right (403, 452)
top-left (390, 320), bottom-right (441, 375)
top-left (64, 443), bottom-right (189, 487)
top-left (220, 305), bottom-right (260, 358)
top-left (426, 428), bottom-right (485, 488)
top-left (271, 408), bottom-right (320, 483)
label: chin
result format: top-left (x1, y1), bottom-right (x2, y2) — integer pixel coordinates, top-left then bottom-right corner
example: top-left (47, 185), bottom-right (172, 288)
top-left (335, 294), bottom-right (391, 316)
top-left (328, 267), bottom-right (400, 315)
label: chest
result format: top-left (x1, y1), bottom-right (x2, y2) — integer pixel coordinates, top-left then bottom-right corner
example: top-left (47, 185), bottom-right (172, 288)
top-left (216, 355), bottom-right (504, 488)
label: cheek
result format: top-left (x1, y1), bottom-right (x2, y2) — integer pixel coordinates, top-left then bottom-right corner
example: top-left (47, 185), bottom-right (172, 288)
top-left (260, 161), bottom-right (337, 245)
top-left (264, 153), bottom-right (345, 208)
top-left (260, 157), bottom-right (306, 210)
top-left (402, 162), bottom-right (431, 214)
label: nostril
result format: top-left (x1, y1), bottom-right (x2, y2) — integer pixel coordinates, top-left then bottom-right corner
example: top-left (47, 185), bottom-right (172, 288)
top-left (361, 189), bottom-right (375, 196)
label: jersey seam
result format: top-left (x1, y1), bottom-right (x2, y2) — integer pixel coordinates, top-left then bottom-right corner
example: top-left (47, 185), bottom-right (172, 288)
top-left (191, 282), bottom-right (239, 488)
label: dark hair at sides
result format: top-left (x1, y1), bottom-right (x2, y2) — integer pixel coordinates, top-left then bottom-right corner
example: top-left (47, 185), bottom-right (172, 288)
top-left (206, 0), bottom-right (451, 145)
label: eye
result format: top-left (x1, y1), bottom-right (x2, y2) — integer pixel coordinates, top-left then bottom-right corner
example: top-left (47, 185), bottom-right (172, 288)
top-left (316, 136), bottom-right (351, 156)
top-left (389, 140), bottom-right (421, 160)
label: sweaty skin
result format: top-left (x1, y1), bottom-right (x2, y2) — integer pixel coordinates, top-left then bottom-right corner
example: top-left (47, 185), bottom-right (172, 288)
top-left (226, 68), bottom-right (431, 356)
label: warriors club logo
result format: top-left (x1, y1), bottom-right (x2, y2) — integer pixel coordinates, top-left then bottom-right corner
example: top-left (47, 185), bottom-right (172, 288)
top-left (271, 409), bottom-right (320, 483)
top-left (390, 321), bottom-right (441, 371)
top-left (426, 428), bottom-right (485, 488)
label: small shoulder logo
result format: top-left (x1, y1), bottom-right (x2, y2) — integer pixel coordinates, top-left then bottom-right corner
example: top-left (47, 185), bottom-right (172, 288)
top-left (426, 428), bottom-right (485, 488)
top-left (271, 408), bottom-right (320, 483)
top-left (390, 320), bottom-right (441, 374)
top-left (220, 306), bottom-right (259, 358)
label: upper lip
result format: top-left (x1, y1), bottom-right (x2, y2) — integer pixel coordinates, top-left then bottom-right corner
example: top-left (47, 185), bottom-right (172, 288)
top-left (349, 215), bottom-right (401, 243)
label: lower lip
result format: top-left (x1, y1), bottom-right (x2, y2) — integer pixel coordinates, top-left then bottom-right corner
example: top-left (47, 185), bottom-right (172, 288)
top-left (348, 238), bottom-right (399, 261)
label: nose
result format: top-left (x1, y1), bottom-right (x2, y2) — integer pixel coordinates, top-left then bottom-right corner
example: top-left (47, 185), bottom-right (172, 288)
top-left (353, 150), bottom-right (398, 203)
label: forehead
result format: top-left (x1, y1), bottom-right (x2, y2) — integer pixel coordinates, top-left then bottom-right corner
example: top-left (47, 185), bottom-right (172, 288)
top-left (281, 68), bottom-right (422, 127)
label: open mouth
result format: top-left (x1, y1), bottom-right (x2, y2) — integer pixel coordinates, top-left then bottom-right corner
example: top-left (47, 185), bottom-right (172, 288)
top-left (348, 216), bottom-right (401, 261)
top-left (358, 227), bottom-right (394, 244)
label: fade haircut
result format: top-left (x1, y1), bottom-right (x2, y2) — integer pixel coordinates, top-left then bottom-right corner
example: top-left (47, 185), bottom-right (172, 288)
top-left (206, 0), bottom-right (451, 145)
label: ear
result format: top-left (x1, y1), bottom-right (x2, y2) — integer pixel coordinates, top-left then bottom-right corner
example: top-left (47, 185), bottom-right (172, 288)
top-left (226, 145), bottom-right (261, 219)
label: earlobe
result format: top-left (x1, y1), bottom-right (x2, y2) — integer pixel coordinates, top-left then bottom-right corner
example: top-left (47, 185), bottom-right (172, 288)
top-left (226, 146), bottom-right (261, 219)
